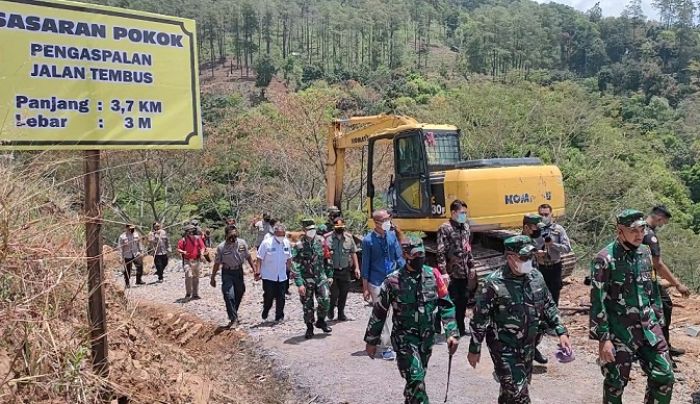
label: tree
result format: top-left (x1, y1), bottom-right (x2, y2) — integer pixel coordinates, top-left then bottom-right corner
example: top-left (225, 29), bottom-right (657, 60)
top-left (255, 54), bottom-right (277, 97)
top-left (587, 2), bottom-right (602, 23)
top-left (241, 3), bottom-right (258, 76)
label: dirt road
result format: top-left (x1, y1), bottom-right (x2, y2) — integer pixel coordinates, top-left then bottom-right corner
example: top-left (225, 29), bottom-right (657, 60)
top-left (124, 264), bottom-right (696, 403)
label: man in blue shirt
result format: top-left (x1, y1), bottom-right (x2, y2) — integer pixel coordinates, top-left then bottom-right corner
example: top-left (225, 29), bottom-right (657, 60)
top-left (361, 209), bottom-right (405, 360)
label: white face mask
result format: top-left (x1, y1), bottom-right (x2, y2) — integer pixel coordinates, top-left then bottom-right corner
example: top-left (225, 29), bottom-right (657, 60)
top-left (306, 230), bottom-right (317, 239)
top-left (275, 236), bottom-right (286, 243)
top-left (381, 221), bottom-right (392, 232)
top-left (542, 216), bottom-right (552, 225)
top-left (517, 259), bottom-right (534, 274)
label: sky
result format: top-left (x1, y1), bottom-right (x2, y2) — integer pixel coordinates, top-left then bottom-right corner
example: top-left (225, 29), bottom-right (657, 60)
top-left (533, 0), bottom-right (660, 20)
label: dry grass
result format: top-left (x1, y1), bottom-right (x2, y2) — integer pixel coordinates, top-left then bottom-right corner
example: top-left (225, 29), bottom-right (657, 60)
top-left (0, 158), bottom-right (298, 403)
top-left (0, 158), bottom-right (101, 402)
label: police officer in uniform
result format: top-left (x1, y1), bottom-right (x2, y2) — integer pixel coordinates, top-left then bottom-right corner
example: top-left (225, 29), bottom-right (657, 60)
top-left (292, 219), bottom-right (334, 339)
top-left (590, 209), bottom-right (674, 404)
top-left (365, 236), bottom-right (459, 404)
top-left (468, 235), bottom-right (571, 404)
top-left (211, 224), bottom-right (255, 328)
top-left (536, 203), bottom-right (572, 306)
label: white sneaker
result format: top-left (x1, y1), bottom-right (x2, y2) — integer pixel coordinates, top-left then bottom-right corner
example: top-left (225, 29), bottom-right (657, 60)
top-left (382, 348), bottom-right (396, 361)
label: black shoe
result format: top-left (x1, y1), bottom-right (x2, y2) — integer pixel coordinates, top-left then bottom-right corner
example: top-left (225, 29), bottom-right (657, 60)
top-left (191, 295), bottom-right (201, 300)
top-left (315, 320), bottom-right (332, 333)
top-left (285, 290), bottom-right (292, 296)
top-left (670, 346), bottom-right (686, 357)
top-left (337, 313), bottom-right (348, 321)
top-left (305, 323), bottom-right (314, 339)
top-left (157, 278), bottom-right (164, 283)
top-left (328, 309), bottom-right (335, 321)
top-left (136, 281), bottom-right (146, 285)
top-left (534, 349), bottom-right (548, 364)
top-left (275, 316), bottom-right (284, 323)
top-left (262, 308), bottom-right (270, 320)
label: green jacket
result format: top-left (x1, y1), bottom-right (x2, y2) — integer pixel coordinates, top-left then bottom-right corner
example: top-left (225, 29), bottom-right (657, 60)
top-left (469, 265), bottom-right (567, 354)
top-left (291, 235), bottom-right (332, 287)
top-left (589, 240), bottom-right (663, 349)
top-left (364, 265), bottom-right (459, 345)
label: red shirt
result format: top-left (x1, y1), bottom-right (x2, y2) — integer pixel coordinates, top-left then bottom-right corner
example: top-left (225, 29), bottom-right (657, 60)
top-left (178, 236), bottom-right (204, 260)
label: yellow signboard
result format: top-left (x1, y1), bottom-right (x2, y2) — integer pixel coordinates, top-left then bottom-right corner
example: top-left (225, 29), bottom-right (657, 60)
top-left (0, 0), bottom-right (201, 149)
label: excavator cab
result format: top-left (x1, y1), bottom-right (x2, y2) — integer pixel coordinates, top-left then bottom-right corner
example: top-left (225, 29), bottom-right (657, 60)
top-left (368, 128), bottom-right (460, 219)
top-left (326, 114), bottom-right (572, 278)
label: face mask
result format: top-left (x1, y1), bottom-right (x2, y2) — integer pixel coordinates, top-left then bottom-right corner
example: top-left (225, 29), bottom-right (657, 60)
top-left (306, 230), bottom-right (317, 239)
top-left (542, 216), bottom-right (552, 225)
top-left (620, 232), bottom-right (640, 251)
top-left (456, 213), bottom-right (467, 224)
top-left (516, 259), bottom-right (533, 274)
top-left (409, 257), bottom-right (425, 270)
top-left (531, 229), bottom-right (541, 238)
top-left (227, 234), bottom-right (237, 242)
top-left (334, 228), bottom-right (344, 234)
top-left (129, 228), bottom-right (135, 233)
top-left (381, 221), bottom-right (392, 232)
top-left (275, 236), bottom-right (286, 243)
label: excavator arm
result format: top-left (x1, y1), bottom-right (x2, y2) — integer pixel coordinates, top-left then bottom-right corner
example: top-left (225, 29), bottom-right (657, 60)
top-left (325, 115), bottom-right (419, 209)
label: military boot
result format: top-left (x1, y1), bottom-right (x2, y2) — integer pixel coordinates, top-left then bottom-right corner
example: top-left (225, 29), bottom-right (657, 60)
top-left (305, 323), bottom-right (314, 339)
top-left (534, 348), bottom-right (548, 364)
top-left (315, 319), bottom-right (332, 333)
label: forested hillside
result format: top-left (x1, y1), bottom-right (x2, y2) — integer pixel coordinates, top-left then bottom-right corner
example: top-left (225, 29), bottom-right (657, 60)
top-left (75, 0), bottom-right (700, 288)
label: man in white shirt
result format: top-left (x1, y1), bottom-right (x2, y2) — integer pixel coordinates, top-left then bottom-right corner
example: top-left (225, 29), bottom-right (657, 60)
top-left (255, 223), bottom-right (293, 322)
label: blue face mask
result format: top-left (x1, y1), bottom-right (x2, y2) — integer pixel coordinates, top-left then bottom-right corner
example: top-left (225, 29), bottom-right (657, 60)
top-left (456, 213), bottom-right (467, 224)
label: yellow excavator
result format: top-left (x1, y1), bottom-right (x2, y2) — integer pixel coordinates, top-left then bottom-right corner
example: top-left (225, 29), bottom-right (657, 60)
top-left (325, 114), bottom-right (574, 276)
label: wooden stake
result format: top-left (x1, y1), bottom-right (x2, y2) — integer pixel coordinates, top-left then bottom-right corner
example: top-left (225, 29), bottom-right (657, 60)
top-left (84, 150), bottom-right (109, 379)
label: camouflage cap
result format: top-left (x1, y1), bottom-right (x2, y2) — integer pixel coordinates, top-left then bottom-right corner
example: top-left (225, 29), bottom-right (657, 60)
top-left (523, 213), bottom-right (542, 226)
top-left (301, 218), bottom-right (316, 230)
top-left (617, 209), bottom-right (645, 228)
top-left (183, 224), bottom-right (195, 232)
top-left (328, 205), bottom-right (340, 213)
top-left (400, 235), bottom-right (425, 256)
top-left (504, 235), bottom-right (536, 256)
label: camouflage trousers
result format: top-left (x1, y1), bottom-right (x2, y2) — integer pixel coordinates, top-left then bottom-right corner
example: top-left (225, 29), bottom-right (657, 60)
top-left (300, 278), bottom-right (330, 324)
top-left (487, 342), bottom-right (534, 404)
top-left (601, 339), bottom-right (674, 404)
top-left (392, 332), bottom-right (435, 404)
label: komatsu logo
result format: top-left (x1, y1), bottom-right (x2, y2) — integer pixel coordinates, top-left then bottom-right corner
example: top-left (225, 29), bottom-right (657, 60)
top-left (505, 192), bottom-right (552, 205)
top-left (505, 193), bottom-right (532, 204)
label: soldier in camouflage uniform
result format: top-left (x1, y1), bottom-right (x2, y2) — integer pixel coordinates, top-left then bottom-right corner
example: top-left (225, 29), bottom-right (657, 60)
top-left (436, 199), bottom-right (476, 336)
top-left (292, 219), bottom-right (334, 339)
top-left (590, 209), bottom-right (674, 404)
top-left (468, 235), bottom-right (571, 404)
top-left (365, 236), bottom-right (459, 404)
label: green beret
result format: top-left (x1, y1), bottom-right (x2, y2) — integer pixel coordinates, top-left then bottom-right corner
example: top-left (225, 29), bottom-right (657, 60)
top-left (504, 235), bottom-right (536, 256)
top-left (617, 209), bottom-right (645, 228)
top-left (301, 219), bottom-right (316, 230)
top-left (400, 235), bottom-right (425, 255)
top-left (523, 214), bottom-right (542, 226)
